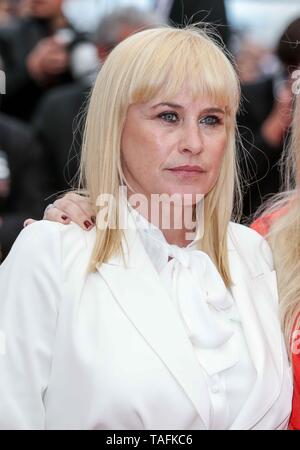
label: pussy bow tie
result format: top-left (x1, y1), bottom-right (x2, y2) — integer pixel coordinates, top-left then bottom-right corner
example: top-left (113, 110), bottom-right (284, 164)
top-left (160, 242), bottom-right (236, 350)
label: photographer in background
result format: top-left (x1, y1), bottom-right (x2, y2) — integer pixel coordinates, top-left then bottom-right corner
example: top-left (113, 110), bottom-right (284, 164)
top-left (0, 0), bottom-right (89, 121)
top-left (238, 17), bottom-right (300, 221)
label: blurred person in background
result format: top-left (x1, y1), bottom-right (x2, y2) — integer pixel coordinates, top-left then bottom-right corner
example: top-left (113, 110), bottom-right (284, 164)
top-left (238, 17), bottom-right (300, 221)
top-left (0, 111), bottom-right (45, 259)
top-left (33, 6), bottom-right (163, 201)
top-left (155, 0), bottom-right (230, 47)
top-left (234, 36), bottom-right (279, 85)
top-left (15, 0), bottom-right (32, 18)
top-left (235, 39), bottom-right (263, 85)
top-left (0, 0), bottom-right (33, 25)
top-left (0, 0), bottom-right (89, 121)
top-left (0, 0), bottom-right (14, 25)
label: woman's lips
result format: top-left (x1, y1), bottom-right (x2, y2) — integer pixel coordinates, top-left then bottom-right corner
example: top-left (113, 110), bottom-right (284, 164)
top-left (167, 165), bottom-right (206, 176)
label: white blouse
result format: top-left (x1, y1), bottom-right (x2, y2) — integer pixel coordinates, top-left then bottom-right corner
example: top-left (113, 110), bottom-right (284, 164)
top-left (131, 208), bottom-right (257, 429)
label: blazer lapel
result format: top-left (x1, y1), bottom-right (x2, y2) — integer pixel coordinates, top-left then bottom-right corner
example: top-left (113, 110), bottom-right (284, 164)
top-left (96, 225), bottom-right (212, 428)
top-left (227, 245), bottom-right (284, 429)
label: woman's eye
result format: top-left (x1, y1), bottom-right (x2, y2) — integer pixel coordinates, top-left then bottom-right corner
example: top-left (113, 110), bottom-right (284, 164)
top-left (200, 115), bottom-right (221, 126)
top-left (159, 112), bottom-right (179, 123)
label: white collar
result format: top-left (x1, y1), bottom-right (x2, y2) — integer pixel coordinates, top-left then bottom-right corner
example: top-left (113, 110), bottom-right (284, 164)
top-left (127, 201), bottom-right (202, 272)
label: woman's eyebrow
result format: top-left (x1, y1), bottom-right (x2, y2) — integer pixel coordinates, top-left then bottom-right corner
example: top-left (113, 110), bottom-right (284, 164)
top-left (150, 102), bottom-right (183, 109)
top-left (202, 107), bottom-right (225, 114)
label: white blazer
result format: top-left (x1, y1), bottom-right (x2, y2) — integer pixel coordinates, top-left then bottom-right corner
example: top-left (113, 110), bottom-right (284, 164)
top-left (0, 220), bottom-right (293, 430)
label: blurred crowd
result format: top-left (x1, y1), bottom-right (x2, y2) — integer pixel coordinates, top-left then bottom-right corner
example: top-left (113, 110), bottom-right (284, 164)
top-left (0, 0), bottom-right (299, 259)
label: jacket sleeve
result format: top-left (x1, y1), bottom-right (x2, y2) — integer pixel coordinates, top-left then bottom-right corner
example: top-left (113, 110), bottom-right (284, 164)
top-left (0, 222), bottom-right (62, 429)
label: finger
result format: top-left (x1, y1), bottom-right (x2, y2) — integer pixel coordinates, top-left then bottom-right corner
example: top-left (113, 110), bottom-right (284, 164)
top-left (44, 64), bottom-right (68, 75)
top-left (44, 206), bottom-right (72, 225)
top-left (46, 54), bottom-right (68, 67)
top-left (57, 192), bottom-right (95, 221)
top-left (39, 37), bottom-right (61, 51)
top-left (23, 218), bottom-right (36, 227)
top-left (51, 198), bottom-right (94, 230)
top-left (42, 56), bottom-right (68, 74)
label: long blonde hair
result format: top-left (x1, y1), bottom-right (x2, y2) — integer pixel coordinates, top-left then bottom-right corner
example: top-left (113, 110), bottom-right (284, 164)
top-left (264, 93), bottom-right (300, 352)
top-left (79, 25), bottom-right (241, 286)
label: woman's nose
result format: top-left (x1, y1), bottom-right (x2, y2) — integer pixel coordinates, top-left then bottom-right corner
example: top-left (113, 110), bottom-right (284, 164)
top-left (179, 122), bottom-right (204, 155)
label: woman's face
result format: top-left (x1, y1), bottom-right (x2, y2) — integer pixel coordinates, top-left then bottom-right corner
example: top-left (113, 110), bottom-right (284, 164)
top-left (121, 86), bottom-right (228, 203)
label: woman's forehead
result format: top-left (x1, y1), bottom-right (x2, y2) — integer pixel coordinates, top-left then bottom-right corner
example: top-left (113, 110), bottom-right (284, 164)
top-left (143, 88), bottom-right (227, 110)
top-left (135, 79), bottom-right (228, 106)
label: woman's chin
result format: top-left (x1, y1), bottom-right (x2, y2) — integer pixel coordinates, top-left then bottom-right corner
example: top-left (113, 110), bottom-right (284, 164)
top-left (163, 185), bottom-right (207, 197)
top-left (148, 189), bottom-right (206, 207)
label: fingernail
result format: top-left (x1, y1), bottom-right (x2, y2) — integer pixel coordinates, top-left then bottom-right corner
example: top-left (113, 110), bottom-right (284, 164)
top-left (84, 220), bottom-right (92, 229)
top-left (91, 216), bottom-right (96, 224)
top-left (62, 215), bottom-right (68, 221)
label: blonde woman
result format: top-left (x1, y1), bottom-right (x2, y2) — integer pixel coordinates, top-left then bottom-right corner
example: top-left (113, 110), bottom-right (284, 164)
top-left (251, 93), bottom-right (300, 430)
top-left (0, 26), bottom-right (292, 430)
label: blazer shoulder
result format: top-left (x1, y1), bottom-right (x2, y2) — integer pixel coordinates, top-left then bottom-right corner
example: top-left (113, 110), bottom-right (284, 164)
top-left (0, 221), bottom-right (96, 312)
top-left (58, 221), bottom-right (95, 274)
top-left (228, 221), bottom-right (274, 274)
top-left (2, 220), bottom-right (63, 262)
top-left (2, 220), bottom-right (94, 271)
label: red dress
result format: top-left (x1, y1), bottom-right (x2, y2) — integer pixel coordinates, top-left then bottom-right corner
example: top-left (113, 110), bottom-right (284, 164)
top-left (289, 320), bottom-right (300, 430)
top-left (251, 211), bottom-right (300, 430)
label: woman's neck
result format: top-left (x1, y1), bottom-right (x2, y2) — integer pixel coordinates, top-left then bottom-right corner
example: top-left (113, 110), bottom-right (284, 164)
top-left (127, 191), bottom-right (197, 247)
top-left (161, 228), bottom-right (192, 247)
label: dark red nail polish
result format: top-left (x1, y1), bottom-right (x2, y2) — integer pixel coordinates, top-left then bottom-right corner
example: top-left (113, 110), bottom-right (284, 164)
top-left (84, 220), bottom-right (92, 229)
top-left (62, 215), bottom-right (68, 221)
top-left (91, 216), bottom-right (96, 224)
